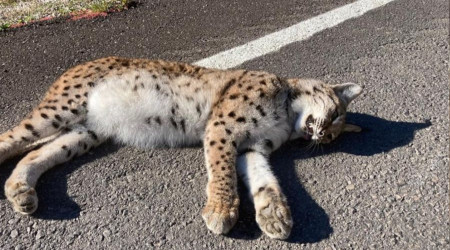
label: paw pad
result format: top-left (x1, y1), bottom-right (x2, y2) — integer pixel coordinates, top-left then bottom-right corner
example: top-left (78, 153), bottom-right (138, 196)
top-left (255, 189), bottom-right (292, 240)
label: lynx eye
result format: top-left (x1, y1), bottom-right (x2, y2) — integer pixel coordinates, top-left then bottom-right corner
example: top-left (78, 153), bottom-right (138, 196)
top-left (331, 110), bottom-right (339, 121)
top-left (306, 115), bottom-right (314, 126)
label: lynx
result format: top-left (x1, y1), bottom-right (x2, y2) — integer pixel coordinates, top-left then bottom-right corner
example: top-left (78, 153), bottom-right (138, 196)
top-left (0, 57), bottom-right (362, 239)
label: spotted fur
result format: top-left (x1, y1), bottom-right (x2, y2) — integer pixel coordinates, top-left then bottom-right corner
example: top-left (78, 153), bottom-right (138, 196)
top-left (0, 57), bottom-right (362, 240)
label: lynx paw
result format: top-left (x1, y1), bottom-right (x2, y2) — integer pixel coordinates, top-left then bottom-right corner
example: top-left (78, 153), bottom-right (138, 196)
top-left (5, 182), bottom-right (38, 215)
top-left (254, 187), bottom-right (292, 240)
top-left (201, 199), bottom-right (239, 234)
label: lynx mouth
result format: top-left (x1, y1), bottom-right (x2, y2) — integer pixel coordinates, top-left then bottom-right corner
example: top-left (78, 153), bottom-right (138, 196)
top-left (302, 132), bottom-right (312, 141)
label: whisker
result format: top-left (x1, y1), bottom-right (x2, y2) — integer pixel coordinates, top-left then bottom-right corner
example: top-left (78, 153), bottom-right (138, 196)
top-left (305, 141), bottom-right (314, 151)
top-left (304, 140), bottom-right (316, 153)
top-left (312, 143), bottom-right (317, 153)
top-left (310, 140), bottom-right (319, 153)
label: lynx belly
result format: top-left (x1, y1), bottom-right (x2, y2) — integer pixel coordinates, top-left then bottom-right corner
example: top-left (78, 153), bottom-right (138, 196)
top-left (86, 72), bottom-right (211, 147)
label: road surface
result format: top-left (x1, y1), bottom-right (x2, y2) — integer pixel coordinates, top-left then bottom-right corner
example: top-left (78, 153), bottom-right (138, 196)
top-left (0, 0), bottom-right (448, 249)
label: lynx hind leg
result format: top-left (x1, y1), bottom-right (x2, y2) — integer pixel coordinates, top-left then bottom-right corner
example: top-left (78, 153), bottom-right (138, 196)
top-left (5, 125), bottom-right (104, 214)
top-left (237, 151), bottom-right (293, 240)
top-left (0, 103), bottom-right (84, 166)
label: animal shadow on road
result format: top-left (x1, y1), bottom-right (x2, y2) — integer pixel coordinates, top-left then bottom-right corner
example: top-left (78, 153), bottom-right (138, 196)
top-left (0, 113), bottom-right (430, 237)
top-left (229, 112), bottom-right (431, 243)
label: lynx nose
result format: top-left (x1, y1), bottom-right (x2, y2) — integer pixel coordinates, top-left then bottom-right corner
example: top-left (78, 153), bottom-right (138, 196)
top-left (312, 129), bottom-right (325, 141)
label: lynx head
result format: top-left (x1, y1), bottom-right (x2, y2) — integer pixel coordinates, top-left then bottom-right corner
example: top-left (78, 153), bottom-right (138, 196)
top-left (288, 79), bottom-right (363, 144)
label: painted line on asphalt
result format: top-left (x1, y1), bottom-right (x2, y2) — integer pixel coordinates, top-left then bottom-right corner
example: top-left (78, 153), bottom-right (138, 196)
top-left (194, 0), bottom-right (396, 69)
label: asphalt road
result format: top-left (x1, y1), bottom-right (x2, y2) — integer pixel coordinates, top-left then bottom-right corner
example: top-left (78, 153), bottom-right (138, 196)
top-left (0, 0), bottom-right (448, 249)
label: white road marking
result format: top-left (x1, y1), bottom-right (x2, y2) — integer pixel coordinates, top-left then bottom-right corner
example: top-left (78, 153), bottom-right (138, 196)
top-left (194, 0), bottom-right (396, 69)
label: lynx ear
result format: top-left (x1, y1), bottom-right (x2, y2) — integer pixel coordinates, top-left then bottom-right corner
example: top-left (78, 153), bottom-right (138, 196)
top-left (343, 123), bottom-right (362, 133)
top-left (332, 82), bottom-right (363, 104)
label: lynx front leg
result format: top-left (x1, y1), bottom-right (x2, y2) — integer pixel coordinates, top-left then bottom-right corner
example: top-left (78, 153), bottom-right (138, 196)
top-left (237, 151), bottom-right (293, 240)
top-left (201, 126), bottom-right (240, 235)
top-left (4, 125), bottom-right (104, 214)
